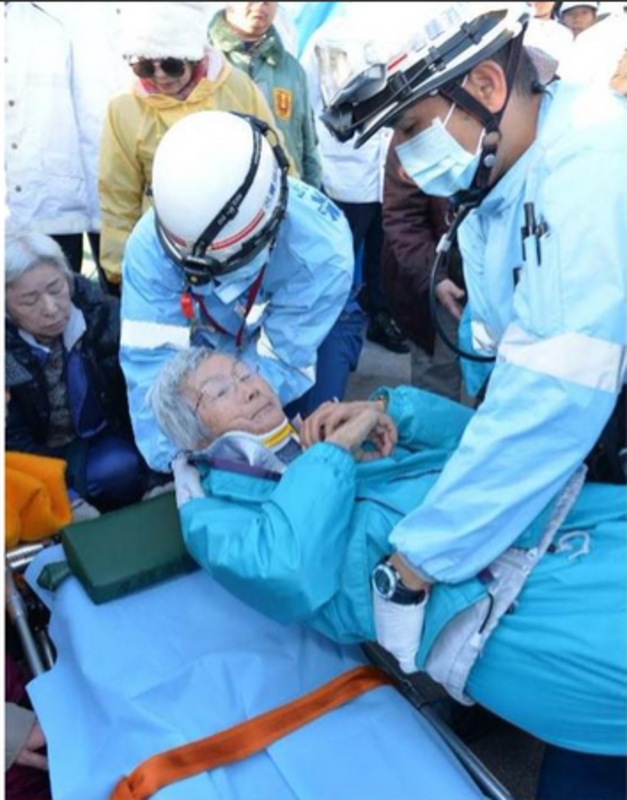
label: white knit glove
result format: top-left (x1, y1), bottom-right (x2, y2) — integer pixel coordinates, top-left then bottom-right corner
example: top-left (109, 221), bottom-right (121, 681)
top-left (142, 481), bottom-right (175, 501)
top-left (172, 455), bottom-right (204, 508)
top-left (373, 591), bottom-right (429, 674)
top-left (71, 497), bottom-right (100, 523)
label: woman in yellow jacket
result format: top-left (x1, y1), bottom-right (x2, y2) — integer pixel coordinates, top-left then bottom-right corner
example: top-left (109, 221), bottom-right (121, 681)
top-left (99, 1), bottom-right (294, 287)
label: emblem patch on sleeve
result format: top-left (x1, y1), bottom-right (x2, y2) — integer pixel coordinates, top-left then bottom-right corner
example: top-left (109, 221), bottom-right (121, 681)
top-left (274, 88), bottom-right (293, 121)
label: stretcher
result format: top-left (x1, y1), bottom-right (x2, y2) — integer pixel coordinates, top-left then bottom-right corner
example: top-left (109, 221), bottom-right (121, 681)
top-left (9, 500), bottom-right (512, 800)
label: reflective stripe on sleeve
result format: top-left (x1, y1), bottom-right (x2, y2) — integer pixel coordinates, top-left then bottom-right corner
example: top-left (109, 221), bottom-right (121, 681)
top-left (256, 328), bottom-right (279, 361)
top-left (499, 324), bottom-right (627, 393)
top-left (121, 320), bottom-right (190, 351)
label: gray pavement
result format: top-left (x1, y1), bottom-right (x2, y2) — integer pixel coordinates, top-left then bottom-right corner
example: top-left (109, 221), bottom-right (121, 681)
top-left (348, 340), bottom-right (544, 800)
top-left (346, 336), bottom-right (411, 400)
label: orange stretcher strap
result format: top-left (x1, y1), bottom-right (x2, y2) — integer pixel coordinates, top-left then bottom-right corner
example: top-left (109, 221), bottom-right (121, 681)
top-left (110, 665), bottom-right (393, 800)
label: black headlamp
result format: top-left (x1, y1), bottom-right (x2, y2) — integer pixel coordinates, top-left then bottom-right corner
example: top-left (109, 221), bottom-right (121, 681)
top-left (321, 9), bottom-right (526, 148)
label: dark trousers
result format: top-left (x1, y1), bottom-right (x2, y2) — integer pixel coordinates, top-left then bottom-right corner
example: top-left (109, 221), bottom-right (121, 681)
top-left (50, 233), bottom-right (119, 296)
top-left (537, 745), bottom-right (626, 800)
top-left (50, 233), bottom-right (84, 274)
top-left (333, 201), bottom-right (389, 316)
top-left (285, 308), bottom-right (366, 418)
top-left (89, 233), bottom-right (120, 297)
top-left (63, 431), bottom-right (151, 513)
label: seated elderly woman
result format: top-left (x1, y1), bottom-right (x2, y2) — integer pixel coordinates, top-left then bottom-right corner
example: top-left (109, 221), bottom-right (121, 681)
top-left (151, 348), bottom-right (626, 779)
top-left (5, 231), bottom-right (155, 515)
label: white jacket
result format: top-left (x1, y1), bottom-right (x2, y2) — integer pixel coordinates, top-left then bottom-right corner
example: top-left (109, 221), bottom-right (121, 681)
top-left (559, 13), bottom-right (627, 89)
top-left (4, 3), bottom-right (90, 234)
top-left (524, 18), bottom-right (573, 68)
top-left (301, 11), bottom-right (390, 204)
top-left (39, 2), bottom-right (130, 231)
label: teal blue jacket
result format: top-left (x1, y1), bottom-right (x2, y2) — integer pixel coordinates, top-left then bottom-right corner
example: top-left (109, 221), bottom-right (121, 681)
top-left (180, 385), bottom-right (576, 644)
top-left (209, 13), bottom-right (322, 188)
top-left (181, 386), bottom-right (626, 755)
top-left (182, 388), bottom-right (471, 644)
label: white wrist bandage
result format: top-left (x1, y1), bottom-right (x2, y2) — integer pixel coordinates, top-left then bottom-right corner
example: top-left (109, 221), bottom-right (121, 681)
top-left (373, 592), bottom-right (428, 674)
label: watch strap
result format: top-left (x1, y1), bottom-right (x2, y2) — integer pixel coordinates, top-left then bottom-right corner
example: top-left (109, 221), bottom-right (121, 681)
top-left (373, 560), bottom-right (428, 606)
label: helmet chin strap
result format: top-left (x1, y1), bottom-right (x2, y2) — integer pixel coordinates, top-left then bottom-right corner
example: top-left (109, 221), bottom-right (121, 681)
top-left (191, 124), bottom-right (264, 261)
top-left (438, 27), bottom-right (526, 210)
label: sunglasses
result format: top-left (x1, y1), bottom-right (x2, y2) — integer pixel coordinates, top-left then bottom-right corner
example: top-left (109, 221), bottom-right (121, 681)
top-left (129, 58), bottom-right (190, 79)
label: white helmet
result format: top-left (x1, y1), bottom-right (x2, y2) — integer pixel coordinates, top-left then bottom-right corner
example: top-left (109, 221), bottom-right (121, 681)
top-left (152, 111), bottom-right (289, 284)
top-left (321, 2), bottom-right (530, 147)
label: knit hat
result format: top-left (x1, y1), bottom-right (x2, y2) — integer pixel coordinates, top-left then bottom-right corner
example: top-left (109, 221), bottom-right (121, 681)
top-left (123, 2), bottom-right (213, 61)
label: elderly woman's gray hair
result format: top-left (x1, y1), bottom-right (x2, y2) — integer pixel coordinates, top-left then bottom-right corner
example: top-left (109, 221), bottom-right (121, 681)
top-left (150, 347), bottom-right (218, 451)
top-left (5, 229), bottom-right (73, 288)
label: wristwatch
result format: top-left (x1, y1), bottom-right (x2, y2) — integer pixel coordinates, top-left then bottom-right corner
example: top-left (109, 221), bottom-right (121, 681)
top-left (372, 559), bottom-right (428, 605)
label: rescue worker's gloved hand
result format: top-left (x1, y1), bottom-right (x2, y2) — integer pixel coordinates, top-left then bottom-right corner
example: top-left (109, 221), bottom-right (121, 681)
top-left (373, 591), bottom-right (429, 674)
top-left (172, 455), bottom-right (204, 508)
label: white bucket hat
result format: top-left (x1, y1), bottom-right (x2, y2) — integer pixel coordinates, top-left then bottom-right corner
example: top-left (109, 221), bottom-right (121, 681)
top-left (123, 2), bottom-right (213, 61)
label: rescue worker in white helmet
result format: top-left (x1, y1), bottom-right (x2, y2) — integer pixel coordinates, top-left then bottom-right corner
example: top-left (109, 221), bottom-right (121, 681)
top-left (319, 4), bottom-right (626, 799)
top-left (120, 111), bottom-right (354, 473)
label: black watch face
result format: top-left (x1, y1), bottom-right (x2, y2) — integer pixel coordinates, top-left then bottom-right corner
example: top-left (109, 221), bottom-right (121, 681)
top-left (373, 566), bottom-right (393, 597)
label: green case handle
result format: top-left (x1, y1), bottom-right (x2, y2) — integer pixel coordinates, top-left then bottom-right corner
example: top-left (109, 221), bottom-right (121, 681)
top-left (37, 561), bottom-right (73, 592)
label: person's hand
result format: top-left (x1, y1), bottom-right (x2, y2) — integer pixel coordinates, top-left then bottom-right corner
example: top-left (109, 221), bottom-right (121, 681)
top-left (325, 407), bottom-right (397, 461)
top-left (435, 278), bottom-right (466, 321)
top-left (389, 553), bottom-right (430, 591)
top-left (172, 454), bottom-right (204, 508)
top-left (71, 497), bottom-right (100, 523)
top-left (301, 400), bottom-right (389, 449)
top-left (15, 722), bottom-right (48, 771)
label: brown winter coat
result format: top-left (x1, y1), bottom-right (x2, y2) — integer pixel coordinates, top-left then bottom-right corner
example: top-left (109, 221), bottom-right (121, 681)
top-left (381, 133), bottom-right (457, 354)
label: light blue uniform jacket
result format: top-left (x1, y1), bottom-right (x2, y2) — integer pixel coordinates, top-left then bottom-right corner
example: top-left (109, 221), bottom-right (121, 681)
top-left (120, 178), bottom-right (353, 471)
top-left (391, 82), bottom-right (627, 583)
top-left (180, 386), bottom-right (626, 754)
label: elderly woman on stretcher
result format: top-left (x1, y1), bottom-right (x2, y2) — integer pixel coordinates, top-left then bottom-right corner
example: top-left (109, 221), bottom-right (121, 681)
top-left (151, 346), bottom-right (625, 762)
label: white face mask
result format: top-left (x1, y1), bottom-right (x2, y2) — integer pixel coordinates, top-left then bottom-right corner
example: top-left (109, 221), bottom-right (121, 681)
top-left (395, 100), bottom-right (486, 198)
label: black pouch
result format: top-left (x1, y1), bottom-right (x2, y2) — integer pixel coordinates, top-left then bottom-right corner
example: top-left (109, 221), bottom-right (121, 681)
top-left (586, 386), bottom-right (627, 485)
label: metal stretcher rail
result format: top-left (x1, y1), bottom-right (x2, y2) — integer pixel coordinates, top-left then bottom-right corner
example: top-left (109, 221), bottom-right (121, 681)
top-left (6, 542), bottom-right (58, 676)
top-left (362, 642), bottom-right (514, 800)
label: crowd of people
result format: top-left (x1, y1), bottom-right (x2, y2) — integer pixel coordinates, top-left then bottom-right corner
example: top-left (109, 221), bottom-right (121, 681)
top-left (4, 3), bottom-right (627, 800)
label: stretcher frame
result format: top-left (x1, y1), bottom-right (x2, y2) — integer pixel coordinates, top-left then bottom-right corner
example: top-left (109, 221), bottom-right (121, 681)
top-left (6, 540), bottom-right (513, 800)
